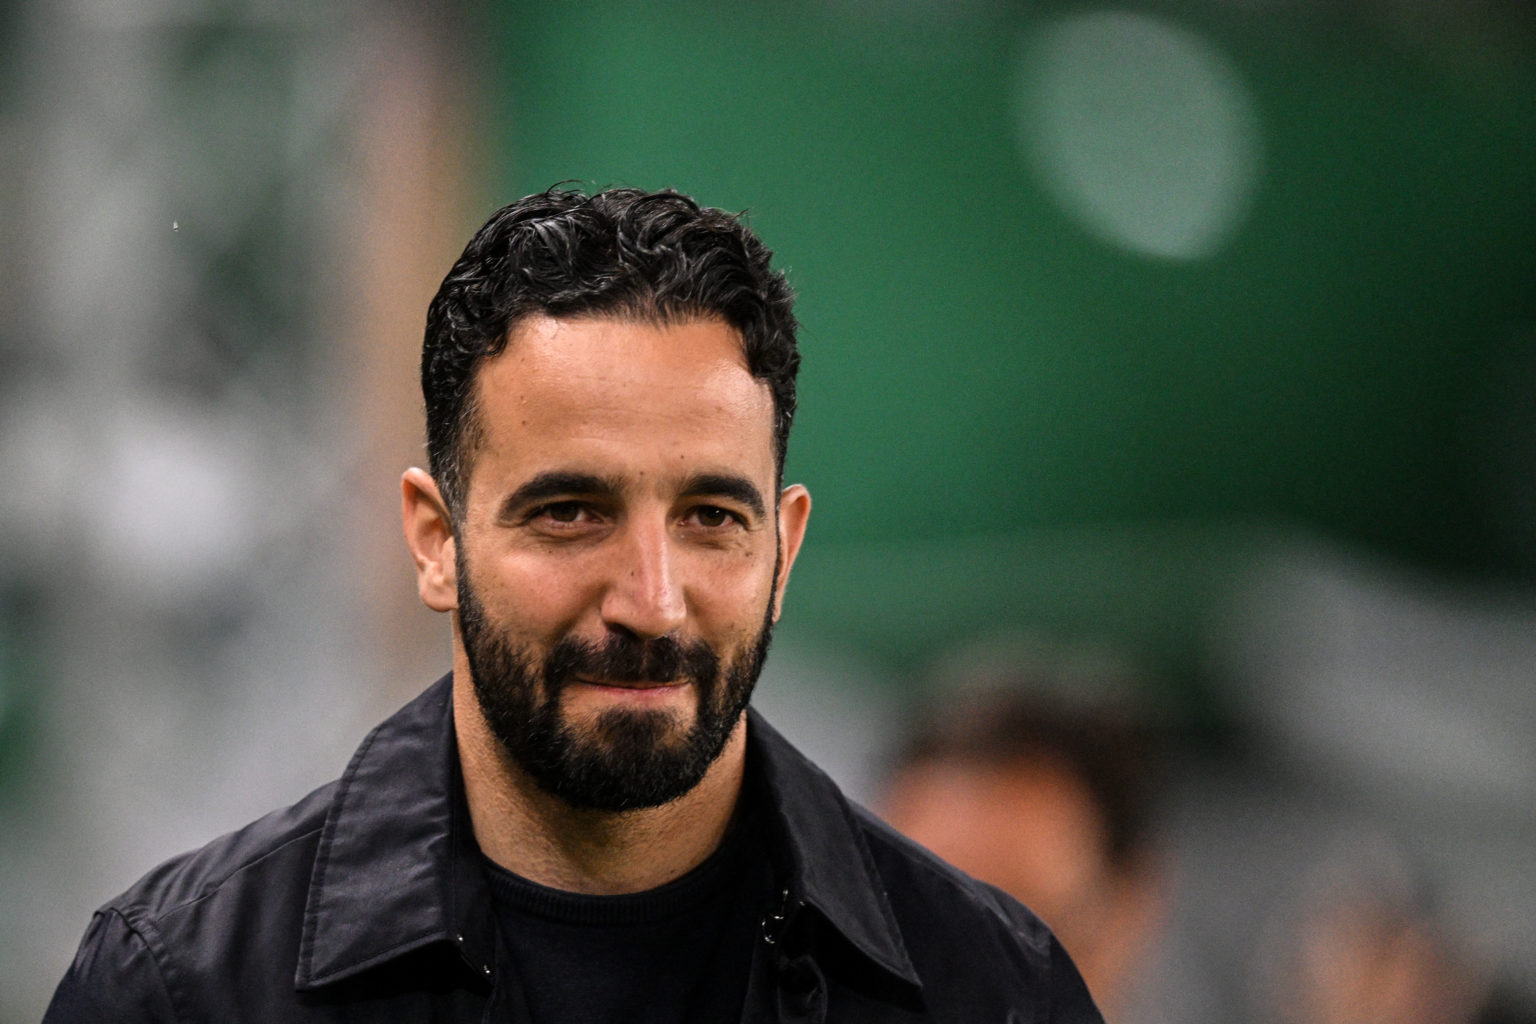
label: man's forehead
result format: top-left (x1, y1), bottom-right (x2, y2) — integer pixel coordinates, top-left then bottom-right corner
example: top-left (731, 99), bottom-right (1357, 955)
top-left (464, 314), bottom-right (777, 486)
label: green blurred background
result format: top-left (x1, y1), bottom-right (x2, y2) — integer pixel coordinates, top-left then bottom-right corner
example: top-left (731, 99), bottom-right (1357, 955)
top-left (473, 0), bottom-right (1536, 708)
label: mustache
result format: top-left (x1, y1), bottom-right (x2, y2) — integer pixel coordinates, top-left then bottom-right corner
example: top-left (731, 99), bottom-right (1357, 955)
top-left (544, 631), bottom-right (720, 687)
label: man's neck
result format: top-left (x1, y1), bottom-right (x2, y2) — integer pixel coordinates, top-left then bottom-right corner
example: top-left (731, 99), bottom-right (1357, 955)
top-left (451, 675), bottom-right (748, 896)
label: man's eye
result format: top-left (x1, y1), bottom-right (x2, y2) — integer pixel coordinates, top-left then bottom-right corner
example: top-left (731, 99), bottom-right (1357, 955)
top-left (690, 506), bottom-right (736, 528)
top-left (541, 502), bottom-right (585, 523)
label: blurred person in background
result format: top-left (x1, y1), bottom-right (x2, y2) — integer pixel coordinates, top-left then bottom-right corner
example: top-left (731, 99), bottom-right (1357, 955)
top-left (42, 186), bottom-right (1104, 1023)
top-left (881, 686), bottom-right (1169, 1023)
top-left (1252, 834), bottom-right (1536, 1024)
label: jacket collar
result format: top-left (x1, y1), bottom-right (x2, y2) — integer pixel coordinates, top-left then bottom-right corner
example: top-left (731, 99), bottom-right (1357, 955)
top-left (294, 675), bottom-right (919, 993)
top-left (745, 709), bottom-right (920, 990)
top-left (295, 675), bottom-right (493, 990)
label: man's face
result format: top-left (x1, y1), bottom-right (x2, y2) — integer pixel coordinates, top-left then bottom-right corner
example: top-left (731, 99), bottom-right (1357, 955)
top-left (448, 315), bottom-right (806, 811)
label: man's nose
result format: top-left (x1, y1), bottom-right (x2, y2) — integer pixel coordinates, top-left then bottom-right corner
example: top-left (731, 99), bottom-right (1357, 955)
top-left (599, 518), bottom-right (687, 639)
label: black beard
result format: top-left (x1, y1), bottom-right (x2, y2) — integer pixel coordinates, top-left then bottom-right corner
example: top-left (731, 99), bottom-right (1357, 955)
top-left (456, 557), bottom-right (776, 812)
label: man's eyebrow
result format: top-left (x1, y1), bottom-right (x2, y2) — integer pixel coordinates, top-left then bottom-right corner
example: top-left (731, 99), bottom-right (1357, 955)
top-left (682, 473), bottom-right (767, 519)
top-left (498, 471), bottom-right (617, 517)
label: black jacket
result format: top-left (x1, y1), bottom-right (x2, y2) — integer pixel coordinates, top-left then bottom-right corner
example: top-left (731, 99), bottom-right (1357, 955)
top-left (45, 676), bottom-right (1104, 1023)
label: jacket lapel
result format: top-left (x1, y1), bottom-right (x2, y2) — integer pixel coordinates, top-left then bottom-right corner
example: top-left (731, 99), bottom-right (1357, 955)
top-left (295, 675), bottom-right (495, 990)
top-left (747, 709), bottom-right (922, 994)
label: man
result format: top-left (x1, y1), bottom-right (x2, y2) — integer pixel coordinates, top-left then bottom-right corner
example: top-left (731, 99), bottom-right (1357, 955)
top-left (45, 187), bottom-right (1103, 1022)
top-left (882, 686), bottom-right (1169, 1024)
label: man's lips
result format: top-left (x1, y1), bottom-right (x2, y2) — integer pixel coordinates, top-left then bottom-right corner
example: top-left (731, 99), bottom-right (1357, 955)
top-left (569, 678), bottom-right (691, 705)
top-left (574, 677), bottom-right (687, 690)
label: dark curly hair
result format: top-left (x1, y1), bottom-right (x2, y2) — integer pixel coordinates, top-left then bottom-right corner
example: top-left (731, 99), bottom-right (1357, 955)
top-left (422, 186), bottom-right (800, 516)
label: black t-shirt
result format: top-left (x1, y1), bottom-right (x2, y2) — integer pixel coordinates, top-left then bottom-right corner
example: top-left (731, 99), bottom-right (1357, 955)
top-left (482, 807), bottom-right (772, 1024)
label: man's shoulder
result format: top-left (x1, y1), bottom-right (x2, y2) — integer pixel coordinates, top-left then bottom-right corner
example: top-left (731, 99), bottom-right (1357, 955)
top-left (44, 780), bottom-right (341, 1024)
top-left (748, 710), bottom-right (1052, 955)
top-left (105, 778), bottom-right (336, 931)
top-left (46, 679), bottom-right (465, 1022)
top-left (854, 798), bottom-right (1056, 933)
top-left (104, 676), bottom-right (455, 931)
top-left (850, 798), bottom-right (1052, 949)
top-left (747, 712), bottom-right (1102, 1021)
top-left (847, 794), bottom-right (1103, 1022)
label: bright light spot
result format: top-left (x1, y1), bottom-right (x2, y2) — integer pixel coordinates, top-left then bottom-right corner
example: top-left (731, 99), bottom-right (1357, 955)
top-left (90, 404), bottom-right (262, 604)
top-left (1015, 10), bottom-right (1262, 260)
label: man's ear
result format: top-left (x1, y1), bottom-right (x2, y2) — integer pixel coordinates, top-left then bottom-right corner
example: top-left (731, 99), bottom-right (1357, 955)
top-left (401, 467), bottom-right (458, 612)
top-left (771, 484), bottom-right (811, 622)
